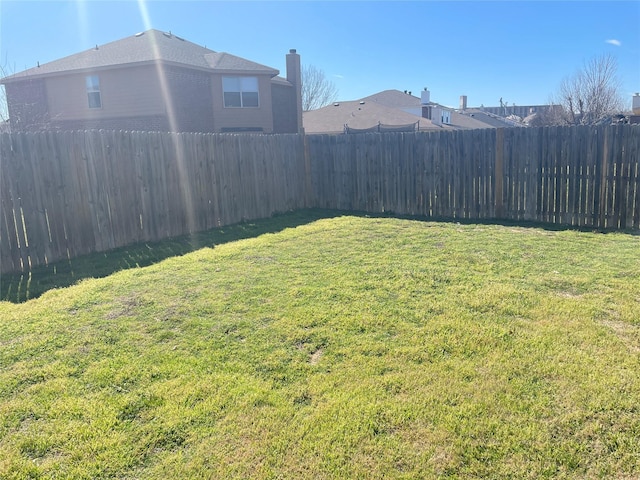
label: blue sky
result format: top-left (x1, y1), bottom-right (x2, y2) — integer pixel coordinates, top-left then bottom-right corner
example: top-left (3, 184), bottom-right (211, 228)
top-left (1, 0), bottom-right (638, 109)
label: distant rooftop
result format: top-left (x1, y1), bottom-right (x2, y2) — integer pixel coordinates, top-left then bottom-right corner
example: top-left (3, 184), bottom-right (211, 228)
top-left (303, 99), bottom-right (438, 134)
top-left (360, 90), bottom-right (422, 109)
top-left (303, 89), bottom-right (521, 133)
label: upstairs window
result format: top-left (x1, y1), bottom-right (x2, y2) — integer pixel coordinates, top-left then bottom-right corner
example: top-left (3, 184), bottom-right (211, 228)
top-left (86, 75), bottom-right (102, 108)
top-left (223, 77), bottom-right (259, 108)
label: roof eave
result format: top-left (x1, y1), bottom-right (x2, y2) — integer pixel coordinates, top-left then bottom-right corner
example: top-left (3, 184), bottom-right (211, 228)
top-left (271, 77), bottom-right (293, 86)
top-left (0, 59), bottom-right (278, 84)
top-left (210, 68), bottom-right (279, 77)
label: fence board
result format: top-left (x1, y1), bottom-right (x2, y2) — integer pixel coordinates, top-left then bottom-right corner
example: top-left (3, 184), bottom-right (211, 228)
top-left (16, 134), bottom-right (42, 269)
top-left (42, 132), bottom-right (67, 263)
top-left (630, 127), bottom-right (640, 228)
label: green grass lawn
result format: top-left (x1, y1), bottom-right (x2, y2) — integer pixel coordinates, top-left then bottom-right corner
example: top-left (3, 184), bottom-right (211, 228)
top-left (1, 215), bottom-right (639, 479)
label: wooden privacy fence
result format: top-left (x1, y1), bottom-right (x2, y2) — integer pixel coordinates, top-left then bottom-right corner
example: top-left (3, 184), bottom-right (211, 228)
top-left (305, 125), bottom-right (640, 228)
top-left (1, 130), bottom-right (306, 273)
top-left (1, 125), bottom-right (639, 274)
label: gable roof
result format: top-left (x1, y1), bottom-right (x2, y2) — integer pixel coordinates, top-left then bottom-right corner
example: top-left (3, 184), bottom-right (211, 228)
top-left (203, 52), bottom-right (277, 74)
top-left (361, 89), bottom-right (422, 109)
top-left (1, 29), bottom-right (278, 83)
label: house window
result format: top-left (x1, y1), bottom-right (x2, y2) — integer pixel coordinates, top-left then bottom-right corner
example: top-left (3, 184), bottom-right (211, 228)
top-left (86, 75), bottom-right (102, 108)
top-left (223, 77), bottom-right (259, 108)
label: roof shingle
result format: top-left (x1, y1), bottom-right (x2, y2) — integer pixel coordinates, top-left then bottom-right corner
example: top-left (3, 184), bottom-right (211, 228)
top-left (303, 100), bottom-right (440, 134)
top-left (204, 52), bottom-right (278, 74)
top-left (1, 29), bottom-right (278, 82)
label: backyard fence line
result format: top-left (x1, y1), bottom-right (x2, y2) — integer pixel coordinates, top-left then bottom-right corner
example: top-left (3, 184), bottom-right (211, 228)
top-left (306, 125), bottom-right (640, 229)
top-left (1, 130), bottom-right (306, 274)
top-left (1, 125), bottom-right (639, 274)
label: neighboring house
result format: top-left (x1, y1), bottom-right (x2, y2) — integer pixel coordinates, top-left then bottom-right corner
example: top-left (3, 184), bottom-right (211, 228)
top-left (475, 104), bottom-right (556, 120)
top-left (0, 29), bottom-right (302, 134)
top-left (457, 109), bottom-right (525, 128)
top-left (303, 89), bottom-right (514, 134)
top-left (415, 90), bottom-right (525, 129)
top-left (457, 96), bottom-right (563, 126)
top-left (303, 99), bottom-right (435, 135)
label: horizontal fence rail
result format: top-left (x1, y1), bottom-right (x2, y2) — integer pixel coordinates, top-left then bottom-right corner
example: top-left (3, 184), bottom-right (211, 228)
top-left (1, 125), bottom-right (638, 274)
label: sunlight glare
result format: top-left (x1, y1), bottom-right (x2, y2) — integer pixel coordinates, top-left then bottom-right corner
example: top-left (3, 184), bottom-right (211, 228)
top-left (136, 0), bottom-right (197, 239)
top-left (75, 0), bottom-right (90, 48)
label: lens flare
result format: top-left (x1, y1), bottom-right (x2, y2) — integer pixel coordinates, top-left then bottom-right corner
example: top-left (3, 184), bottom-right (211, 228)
top-left (136, 0), bottom-right (197, 240)
top-left (75, 0), bottom-right (90, 48)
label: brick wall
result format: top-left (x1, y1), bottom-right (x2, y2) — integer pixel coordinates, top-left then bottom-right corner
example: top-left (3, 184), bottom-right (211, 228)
top-left (56, 66), bottom-right (216, 133)
top-left (6, 79), bottom-right (50, 130)
top-left (52, 115), bottom-right (171, 132)
top-left (6, 65), bottom-right (300, 133)
top-left (6, 66), bottom-right (217, 133)
top-left (164, 66), bottom-right (215, 133)
top-left (271, 83), bottom-right (298, 134)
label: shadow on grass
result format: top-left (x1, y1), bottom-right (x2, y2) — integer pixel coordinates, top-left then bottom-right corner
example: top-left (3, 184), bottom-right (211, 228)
top-left (2, 208), bottom-right (636, 304)
top-left (1, 209), bottom-right (340, 303)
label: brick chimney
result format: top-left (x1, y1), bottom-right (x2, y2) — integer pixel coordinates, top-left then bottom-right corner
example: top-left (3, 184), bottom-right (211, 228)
top-left (633, 93), bottom-right (640, 115)
top-left (460, 95), bottom-right (467, 111)
top-left (286, 49), bottom-right (303, 133)
top-left (421, 88), bottom-right (430, 105)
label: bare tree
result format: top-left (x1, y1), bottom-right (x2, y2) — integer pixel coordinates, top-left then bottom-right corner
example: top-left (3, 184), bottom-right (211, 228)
top-left (301, 64), bottom-right (338, 111)
top-left (0, 56), bottom-right (11, 126)
top-left (554, 54), bottom-right (624, 125)
top-left (525, 100), bottom-right (565, 127)
top-left (0, 86), bottom-right (7, 126)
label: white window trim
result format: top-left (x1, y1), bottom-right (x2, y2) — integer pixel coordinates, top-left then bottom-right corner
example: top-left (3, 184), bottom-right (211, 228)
top-left (222, 76), bottom-right (259, 108)
top-left (86, 75), bottom-right (102, 109)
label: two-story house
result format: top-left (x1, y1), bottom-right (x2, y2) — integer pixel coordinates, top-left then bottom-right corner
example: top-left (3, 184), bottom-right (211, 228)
top-left (0, 29), bottom-right (303, 134)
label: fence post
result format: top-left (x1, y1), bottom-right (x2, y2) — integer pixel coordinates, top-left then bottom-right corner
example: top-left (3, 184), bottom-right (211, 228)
top-left (303, 133), bottom-right (313, 208)
top-left (598, 126), bottom-right (610, 228)
top-left (494, 128), bottom-right (505, 218)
